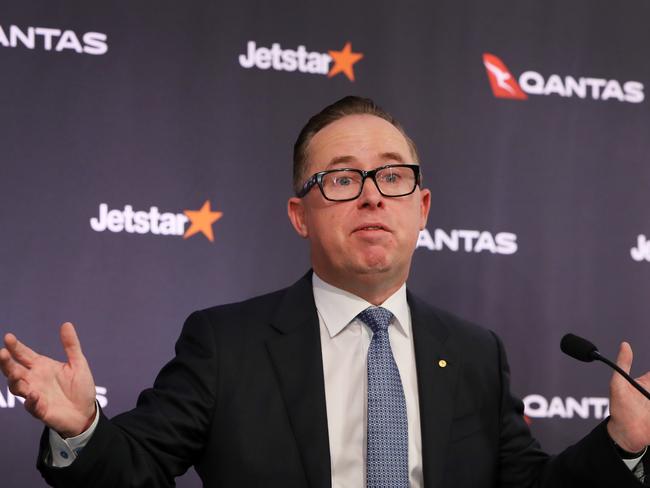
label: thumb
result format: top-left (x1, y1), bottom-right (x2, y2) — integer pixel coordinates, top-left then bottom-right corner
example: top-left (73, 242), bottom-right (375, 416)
top-left (616, 341), bottom-right (633, 374)
top-left (611, 341), bottom-right (633, 390)
top-left (60, 322), bottom-right (86, 367)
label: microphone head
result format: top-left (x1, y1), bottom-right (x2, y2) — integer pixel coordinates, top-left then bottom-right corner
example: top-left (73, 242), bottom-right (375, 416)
top-left (560, 333), bottom-right (599, 362)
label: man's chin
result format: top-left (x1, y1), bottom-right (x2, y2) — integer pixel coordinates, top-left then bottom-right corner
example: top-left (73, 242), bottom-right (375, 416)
top-left (350, 257), bottom-right (392, 275)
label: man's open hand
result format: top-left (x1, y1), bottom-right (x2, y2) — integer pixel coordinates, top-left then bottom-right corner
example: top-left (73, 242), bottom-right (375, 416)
top-left (0, 322), bottom-right (97, 438)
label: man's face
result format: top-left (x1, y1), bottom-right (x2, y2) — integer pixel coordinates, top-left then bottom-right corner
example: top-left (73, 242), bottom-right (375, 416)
top-left (288, 114), bottom-right (431, 293)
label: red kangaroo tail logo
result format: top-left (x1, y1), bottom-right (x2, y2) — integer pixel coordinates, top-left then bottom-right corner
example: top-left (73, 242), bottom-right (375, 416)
top-left (483, 53), bottom-right (528, 100)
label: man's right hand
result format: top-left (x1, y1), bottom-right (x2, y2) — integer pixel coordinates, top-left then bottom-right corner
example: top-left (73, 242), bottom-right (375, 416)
top-left (0, 322), bottom-right (97, 438)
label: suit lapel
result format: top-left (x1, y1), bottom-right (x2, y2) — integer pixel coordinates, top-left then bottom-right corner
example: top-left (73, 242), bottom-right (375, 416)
top-left (266, 272), bottom-right (331, 488)
top-left (409, 291), bottom-right (460, 488)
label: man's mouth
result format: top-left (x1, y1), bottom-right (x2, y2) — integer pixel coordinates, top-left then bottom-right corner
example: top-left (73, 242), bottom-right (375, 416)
top-left (353, 224), bottom-right (390, 233)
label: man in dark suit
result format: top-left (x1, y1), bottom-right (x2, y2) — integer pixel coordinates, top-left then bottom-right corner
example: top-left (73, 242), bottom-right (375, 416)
top-left (2, 96), bottom-right (649, 487)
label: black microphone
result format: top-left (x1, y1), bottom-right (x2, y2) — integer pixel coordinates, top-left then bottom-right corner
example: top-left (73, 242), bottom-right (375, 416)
top-left (560, 333), bottom-right (650, 400)
top-left (560, 333), bottom-right (598, 362)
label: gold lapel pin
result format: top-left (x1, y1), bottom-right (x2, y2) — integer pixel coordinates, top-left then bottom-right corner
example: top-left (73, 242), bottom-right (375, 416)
top-left (438, 359), bottom-right (447, 368)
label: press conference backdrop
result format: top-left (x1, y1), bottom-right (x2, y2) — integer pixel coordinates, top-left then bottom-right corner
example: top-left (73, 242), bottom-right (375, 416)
top-left (2, 1), bottom-right (650, 485)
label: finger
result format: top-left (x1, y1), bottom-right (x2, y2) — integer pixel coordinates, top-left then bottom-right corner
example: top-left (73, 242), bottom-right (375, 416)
top-left (8, 378), bottom-right (31, 398)
top-left (0, 350), bottom-right (29, 383)
top-left (615, 341), bottom-right (633, 375)
top-left (24, 390), bottom-right (47, 421)
top-left (60, 322), bottom-right (86, 367)
top-left (0, 347), bottom-right (15, 376)
top-left (3, 334), bottom-right (38, 368)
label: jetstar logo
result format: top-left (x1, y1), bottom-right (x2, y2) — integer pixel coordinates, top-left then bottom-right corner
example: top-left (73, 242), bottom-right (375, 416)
top-left (90, 200), bottom-right (223, 242)
top-left (0, 24), bottom-right (107, 55)
top-left (239, 41), bottom-right (363, 81)
top-left (482, 53), bottom-right (644, 103)
top-left (631, 234), bottom-right (650, 262)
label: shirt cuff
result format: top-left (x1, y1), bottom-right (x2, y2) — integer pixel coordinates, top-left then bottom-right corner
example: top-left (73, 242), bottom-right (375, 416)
top-left (48, 401), bottom-right (100, 468)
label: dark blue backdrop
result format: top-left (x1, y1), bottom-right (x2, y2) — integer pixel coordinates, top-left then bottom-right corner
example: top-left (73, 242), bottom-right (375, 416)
top-left (2, 1), bottom-right (650, 486)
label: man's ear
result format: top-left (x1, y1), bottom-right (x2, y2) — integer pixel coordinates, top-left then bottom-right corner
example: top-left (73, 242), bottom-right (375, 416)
top-left (419, 188), bottom-right (431, 230)
top-left (287, 197), bottom-right (309, 238)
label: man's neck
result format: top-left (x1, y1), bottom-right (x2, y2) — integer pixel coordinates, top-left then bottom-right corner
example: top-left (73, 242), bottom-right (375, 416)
top-left (312, 269), bottom-right (406, 306)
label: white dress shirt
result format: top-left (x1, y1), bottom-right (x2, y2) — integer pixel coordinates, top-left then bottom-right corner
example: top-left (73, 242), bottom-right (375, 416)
top-left (313, 272), bottom-right (423, 488)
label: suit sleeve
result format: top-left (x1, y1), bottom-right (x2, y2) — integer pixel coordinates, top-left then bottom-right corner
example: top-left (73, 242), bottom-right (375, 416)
top-left (37, 310), bottom-right (219, 488)
top-left (491, 331), bottom-right (645, 488)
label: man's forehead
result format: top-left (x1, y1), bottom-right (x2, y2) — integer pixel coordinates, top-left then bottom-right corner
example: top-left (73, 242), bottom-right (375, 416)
top-left (306, 114), bottom-right (413, 169)
top-left (324, 152), bottom-right (408, 169)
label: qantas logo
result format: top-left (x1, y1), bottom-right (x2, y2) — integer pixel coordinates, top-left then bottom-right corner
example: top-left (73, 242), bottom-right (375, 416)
top-left (0, 24), bottom-right (107, 55)
top-left (416, 228), bottom-right (517, 255)
top-left (483, 53), bottom-right (644, 103)
top-left (239, 41), bottom-right (363, 81)
top-left (523, 394), bottom-right (609, 422)
top-left (483, 53), bottom-right (528, 100)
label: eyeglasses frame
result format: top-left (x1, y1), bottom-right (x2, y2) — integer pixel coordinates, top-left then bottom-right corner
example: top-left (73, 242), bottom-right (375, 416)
top-left (296, 163), bottom-right (422, 202)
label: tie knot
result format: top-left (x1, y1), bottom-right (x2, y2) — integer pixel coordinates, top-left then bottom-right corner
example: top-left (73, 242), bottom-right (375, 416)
top-left (357, 306), bottom-right (394, 334)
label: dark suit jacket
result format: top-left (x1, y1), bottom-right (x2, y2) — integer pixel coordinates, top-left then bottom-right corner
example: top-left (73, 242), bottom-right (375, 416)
top-left (38, 272), bottom-right (644, 487)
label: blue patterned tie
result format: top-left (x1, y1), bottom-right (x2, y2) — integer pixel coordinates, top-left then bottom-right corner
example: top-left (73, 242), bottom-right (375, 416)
top-left (358, 306), bottom-right (409, 488)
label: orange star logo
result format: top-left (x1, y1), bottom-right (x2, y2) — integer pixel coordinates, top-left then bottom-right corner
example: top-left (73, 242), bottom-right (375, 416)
top-left (183, 200), bottom-right (223, 242)
top-left (328, 42), bottom-right (364, 82)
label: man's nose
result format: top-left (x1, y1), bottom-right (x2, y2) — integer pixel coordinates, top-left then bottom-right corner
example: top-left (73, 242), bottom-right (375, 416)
top-left (357, 176), bottom-right (384, 208)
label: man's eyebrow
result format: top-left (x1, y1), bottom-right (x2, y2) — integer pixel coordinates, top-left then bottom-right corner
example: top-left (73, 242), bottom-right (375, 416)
top-left (324, 152), bottom-right (407, 169)
top-left (325, 155), bottom-right (358, 168)
top-left (378, 152), bottom-right (407, 163)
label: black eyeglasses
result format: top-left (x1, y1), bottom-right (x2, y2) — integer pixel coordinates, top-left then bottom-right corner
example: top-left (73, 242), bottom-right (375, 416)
top-left (296, 164), bottom-right (421, 202)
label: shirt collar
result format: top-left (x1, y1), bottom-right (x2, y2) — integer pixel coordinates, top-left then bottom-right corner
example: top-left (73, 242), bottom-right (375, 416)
top-left (312, 272), bottom-right (410, 339)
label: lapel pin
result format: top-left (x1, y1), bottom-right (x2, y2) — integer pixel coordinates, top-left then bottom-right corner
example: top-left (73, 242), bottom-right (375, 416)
top-left (438, 359), bottom-right (447, 368)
